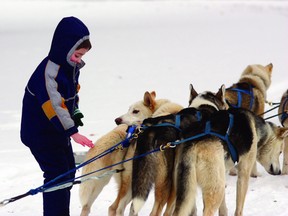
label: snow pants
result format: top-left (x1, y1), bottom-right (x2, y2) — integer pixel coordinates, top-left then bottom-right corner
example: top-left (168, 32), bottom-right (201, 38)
top-left (27, 139), bottom-right (76, 216)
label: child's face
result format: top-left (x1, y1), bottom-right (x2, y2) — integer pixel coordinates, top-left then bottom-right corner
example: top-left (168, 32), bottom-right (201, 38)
top-left (70, 48), bottom-right (89, 64)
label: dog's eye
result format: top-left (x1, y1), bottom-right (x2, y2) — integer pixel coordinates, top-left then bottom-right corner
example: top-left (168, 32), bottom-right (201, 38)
top-left (133, 110), bottom-right (139, 114)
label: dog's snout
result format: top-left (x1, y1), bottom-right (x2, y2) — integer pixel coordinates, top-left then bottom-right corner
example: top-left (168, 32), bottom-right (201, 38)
top-left (115, 118), bottom-right (122, 125)
top-left (270, 164), bottom-right (281, 175)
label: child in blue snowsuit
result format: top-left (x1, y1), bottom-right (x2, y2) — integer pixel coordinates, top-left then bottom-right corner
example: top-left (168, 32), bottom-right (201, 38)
top-left (20, 16), bottom-right (94, 216)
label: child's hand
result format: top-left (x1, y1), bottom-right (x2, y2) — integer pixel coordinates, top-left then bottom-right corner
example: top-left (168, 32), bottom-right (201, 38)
top-left (71, 133), bottom-right (94, 148)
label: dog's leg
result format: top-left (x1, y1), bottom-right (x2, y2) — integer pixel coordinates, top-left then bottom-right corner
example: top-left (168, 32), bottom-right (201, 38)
top-left (282, 137), bottom-right (288, 175)
top-left (80, 175), bottom-right (113, 216)
top-left (228, 166), bottom-right (238, 176)
top-left (109, 145), bottom-right (136, 216)
top-left (80, 202), bottom-right (91, 216)
top-left (163, 182), bottom-right (176, 216)
top-left (114, 161), bottom-right (133, 216)
top-left (218, 191), bottom-right (228, 216)
top-left (234, 160), bottom-right (255, 216)
top-left (200, 148), bottom-right (226, 216)
top-left (249, 162), bottom-right (260, 177)
top-left (234, 170), bottom-right (250, 216)
top-left (150, 152), bottom-right (173, 216)
top-left (128, 202), bottom-right (139, 216)
top-left (163, 186), bottom-right (176, 216)
top-left (234, 138), bottom-right (257, 216)
top-left (109, 169), bottom-right (132, 216)
top-left (151, 175), bottom-right (171, 216)
top-left (163, 147), bottom-right (181, 216)
top-left (229, 163), bottom-right (260, 178)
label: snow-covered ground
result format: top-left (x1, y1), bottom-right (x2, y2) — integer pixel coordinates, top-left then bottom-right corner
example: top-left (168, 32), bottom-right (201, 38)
top-left (0, 0), bottom-right (288, 215)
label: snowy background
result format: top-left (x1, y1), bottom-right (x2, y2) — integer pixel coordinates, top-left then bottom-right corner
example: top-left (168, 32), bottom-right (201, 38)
top-left (0, 0), bottom-right (288, 215)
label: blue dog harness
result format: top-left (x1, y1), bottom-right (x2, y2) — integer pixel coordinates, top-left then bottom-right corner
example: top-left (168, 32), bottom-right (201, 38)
top-left (227, 83), bottom-right (254, 110)
top-left (121, 125), bottom-right (138, 148)
top-left (280, 96), bottom-right (288, 126)
top-left (204, 114), bottom-right (238, 163)
top-left (170, 113), bottom-right (239, 164)
top-left (140, 112), bottom-right (202, 132)
top-left (140, 111), bottom-right (238, 164)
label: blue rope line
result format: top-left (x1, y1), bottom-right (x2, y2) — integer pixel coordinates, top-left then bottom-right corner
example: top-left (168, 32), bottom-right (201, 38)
top-left (42, 145), bottom-right (162, 193)
top-left (0, 125), bottom-right (139, 205)
top-left (28, 125), bottom-right (138, 195)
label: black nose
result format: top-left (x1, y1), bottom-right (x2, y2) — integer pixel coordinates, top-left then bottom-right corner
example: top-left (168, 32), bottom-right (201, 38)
top-left (115, 118), bottom-right (122, 125)
top-left (270, 164), bottom-right (281, 175)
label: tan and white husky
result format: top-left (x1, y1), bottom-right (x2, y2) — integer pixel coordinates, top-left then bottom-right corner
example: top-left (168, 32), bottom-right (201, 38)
top-left (79, 91), bottom-right (183, 216)
top-left (225, 63), bottom-right (273, 177)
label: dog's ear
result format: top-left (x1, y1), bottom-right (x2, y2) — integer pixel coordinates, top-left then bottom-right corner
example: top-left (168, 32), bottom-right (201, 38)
top-left (189, 84), bottom-right (198, 106)
top-left (144, 91), bottom-right (156, 111)
top-left (265, 63), bottom-right (273, 73)
top-left (150, 91), bottom-right (156, 100)
top-left (278, 127), bottom-right (288, 139)
top-left (216, 84), bottom-right (228, 109)
top-left (216, 84), bottom-right (226, 101)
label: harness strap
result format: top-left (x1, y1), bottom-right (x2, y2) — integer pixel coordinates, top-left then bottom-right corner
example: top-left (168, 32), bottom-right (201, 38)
top-left (175, 114), bottom-right (181, 128)
top-left (170, 113), bottom-right (239, 164)
top-left (228, 84), bottom-right (254, 110)
top-left (122, 125), bottom-right (137, 148)
top-left (206, 114), bottom-right (238, 163)
top-left (140, 114), bottom-right (183, 131)
top-left (281, 97), bottom-right (288, 126)
top-left (196, 111), bottom-right (202, 121)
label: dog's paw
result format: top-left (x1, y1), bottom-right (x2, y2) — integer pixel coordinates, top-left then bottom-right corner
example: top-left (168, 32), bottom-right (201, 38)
top-left (250, 171), bottom-right (261, 178)
top-left (228, 167), bottom-right (237, 176)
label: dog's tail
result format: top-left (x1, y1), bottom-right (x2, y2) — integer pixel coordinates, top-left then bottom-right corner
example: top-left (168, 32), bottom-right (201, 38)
top-left (130, 132), bottom-right (157, 215)
top-left (173, 152), bottom-right (197, 216)
top-left (130, 152), bottom-right (156, 215)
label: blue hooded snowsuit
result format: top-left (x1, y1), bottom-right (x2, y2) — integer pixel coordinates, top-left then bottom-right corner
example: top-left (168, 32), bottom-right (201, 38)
top-left (20, 16), bottom-right (90, 216)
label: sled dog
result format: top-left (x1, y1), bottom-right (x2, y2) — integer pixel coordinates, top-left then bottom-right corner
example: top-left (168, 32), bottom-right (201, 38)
top-left (129, 85), bottom-right (228, 216)
top-left (225, 63), bottom-right (273, 115)
top-left (278, 89), bottom-right (288, 174)
top-left (225, 63), bottom-right (273, 177)
top-left (79, 91), bottom-right (183, 216)
top-left (129, 85), bottom-right (286, 216)
top-left (173, 88), bottom-right (287, 216)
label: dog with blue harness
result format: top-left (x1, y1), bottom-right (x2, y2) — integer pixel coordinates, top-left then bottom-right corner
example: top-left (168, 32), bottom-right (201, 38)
top-left (173, 85), bottom-right (287, 216)
top-left (278, 89), bottom-right (288, 174)
top-left (129, 85), bottom-right (228, 216)
top-left (225, 63), bottom-right (273, 177)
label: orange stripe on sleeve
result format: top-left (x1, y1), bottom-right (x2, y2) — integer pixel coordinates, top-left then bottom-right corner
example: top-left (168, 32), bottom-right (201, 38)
top-left (42, 98), bottom-right (68, 120)
top-left (42, 100), bottom-right (56, 120)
